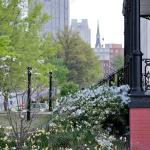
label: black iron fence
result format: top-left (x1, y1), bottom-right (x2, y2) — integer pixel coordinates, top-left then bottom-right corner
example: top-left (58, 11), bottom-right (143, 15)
top-left (142, 58), bottom-right (150, 91)
top-left (27, 67), bottom-right (53, 121)
top-left (96, 59), bottom-right (150, 93)
top-left (97, 66), bottom-right (129, 87)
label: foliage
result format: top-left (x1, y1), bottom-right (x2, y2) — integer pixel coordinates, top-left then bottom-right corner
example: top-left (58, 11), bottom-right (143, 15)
top-left (0, 0), bottom-right (68, 110)
top-left (0, 1), bottom-right (129, 149)
top-left (25, 129), bottom-right (49, 149)
top-left (112, 55), bottom-right (124, 70)
top-left (47, 85), bottom-right (130, 149)
top-left (0, 85), bottom-right (129, 149)
top-left (60, 82), bottom-right (79, 96)
top-left (0, 126), bottom-right (16, 149)
top-left (57, 27), bottom-right (101, 88)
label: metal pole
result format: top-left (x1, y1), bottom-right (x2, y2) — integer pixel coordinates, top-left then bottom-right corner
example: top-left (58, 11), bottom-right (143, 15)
top-left (49, 71), bottom-right (52, 111)
top-left (27, 67), bottom-right (32, 121)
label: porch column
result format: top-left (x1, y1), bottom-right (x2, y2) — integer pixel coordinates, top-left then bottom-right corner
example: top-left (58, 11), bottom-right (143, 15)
top-left (123, 0), bottom-right (132, 85)
top-left (130, 0), bottom-right (143, 95)
top-left (129, 1), bottom-right (150, 149)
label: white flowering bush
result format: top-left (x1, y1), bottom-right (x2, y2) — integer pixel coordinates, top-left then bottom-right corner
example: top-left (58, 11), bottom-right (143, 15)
top-left (0, 85), bottom-right (129, 149)
top-left (24, 129), bottom-right (49, 150)
top-left (46, 85), bottom-right (130, 149)
top-left (0, 126), bottom-right (16, 149)
top-left (0, 127), bottom-right (50, 150)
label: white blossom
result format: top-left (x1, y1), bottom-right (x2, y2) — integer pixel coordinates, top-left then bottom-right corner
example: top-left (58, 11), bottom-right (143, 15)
top-left (37, 59), bottom-right (44, 64)
top-left (12, 58), bottom-right (16, 61)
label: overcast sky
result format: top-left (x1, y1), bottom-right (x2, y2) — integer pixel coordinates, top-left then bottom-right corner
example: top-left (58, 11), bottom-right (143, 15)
top-left (70, 0), bottom-right (124, 47)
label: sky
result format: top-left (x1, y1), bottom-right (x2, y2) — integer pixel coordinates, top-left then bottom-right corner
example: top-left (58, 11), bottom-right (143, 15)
top-left (70, 0), bottom-right (124, 47)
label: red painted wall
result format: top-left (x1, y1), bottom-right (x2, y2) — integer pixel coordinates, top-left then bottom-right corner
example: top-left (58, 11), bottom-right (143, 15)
top-left (130, 108), bottom-right (150, 150)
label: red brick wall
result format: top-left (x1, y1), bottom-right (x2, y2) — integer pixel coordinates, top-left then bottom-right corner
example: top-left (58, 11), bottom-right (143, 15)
top-left (105, 44), bottom-right (122, 48)
top-left (109, 48), bottom-right (124, 61)
top-left (130, 108), bottom-right (150, 150)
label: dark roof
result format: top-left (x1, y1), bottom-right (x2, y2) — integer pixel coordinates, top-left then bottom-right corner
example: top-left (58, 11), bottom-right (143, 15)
top-left (141, 0), bottom-right (150, 16)
top-left (123, 0), bottom-right (150, 17)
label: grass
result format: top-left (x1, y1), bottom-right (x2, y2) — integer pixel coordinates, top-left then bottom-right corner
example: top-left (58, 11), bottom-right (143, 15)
top-left (0, 111), bottom-right (51, 129)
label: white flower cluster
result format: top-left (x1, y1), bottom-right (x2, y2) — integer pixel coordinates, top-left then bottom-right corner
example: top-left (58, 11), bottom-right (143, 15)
top-left (96, 134), bottom-right (115, 150)
top-left (51, 85), bottom-right (130, 148)
top-left (56, 85), bottom-right (129, 115)
top-left (0, 55), bottom-right (11, 61)
top-left (37, 59), bottom-right (44, 64)
top-left (0, 55), bottom-right (16, 62)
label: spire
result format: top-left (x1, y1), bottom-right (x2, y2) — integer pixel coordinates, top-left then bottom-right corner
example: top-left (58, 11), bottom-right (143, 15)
top-left (95, 21), bottom-right (101, 48)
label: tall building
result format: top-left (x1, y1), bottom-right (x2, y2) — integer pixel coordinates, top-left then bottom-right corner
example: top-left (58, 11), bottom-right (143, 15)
top-left (34, 0), bottom-right (69, 36)
top-left (71, 19), bottom-right (91, 45)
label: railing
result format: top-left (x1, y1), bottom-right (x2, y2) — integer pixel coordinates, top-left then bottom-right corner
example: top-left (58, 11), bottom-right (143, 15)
top-left (97, 58), bottom-right (150, 92)
top-left (97, 66), bottom-right (129, 87)
top-left (142, 58), bottom-right (150, 91)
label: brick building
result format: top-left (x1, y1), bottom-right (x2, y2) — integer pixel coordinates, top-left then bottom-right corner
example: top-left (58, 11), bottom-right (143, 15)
top-left (105, 44), bottom-right (124, 63)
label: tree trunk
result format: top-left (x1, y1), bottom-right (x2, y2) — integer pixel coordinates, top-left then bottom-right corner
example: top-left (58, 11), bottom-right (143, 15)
top-left (3, 92), bottom-right (8, 111)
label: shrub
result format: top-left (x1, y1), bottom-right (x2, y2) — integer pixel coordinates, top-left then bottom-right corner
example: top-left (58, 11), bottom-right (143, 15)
top-left (0, 126), bottom-right (16, 149)
top-left (60, 82), bottom-right (79, 96)
top-left (48, 85), bottom-right (130, 149)
top-left (1, 85), bottom-right (129, 149)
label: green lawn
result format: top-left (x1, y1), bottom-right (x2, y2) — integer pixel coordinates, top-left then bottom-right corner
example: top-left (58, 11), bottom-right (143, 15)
top-left (0, 111), bottom-right (51, 129)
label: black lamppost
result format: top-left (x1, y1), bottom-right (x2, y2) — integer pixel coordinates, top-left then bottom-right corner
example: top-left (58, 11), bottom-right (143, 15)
top-left (49, 71), bottom-right (52, 111)
top-left (27, 67), bottom-right (32, 121)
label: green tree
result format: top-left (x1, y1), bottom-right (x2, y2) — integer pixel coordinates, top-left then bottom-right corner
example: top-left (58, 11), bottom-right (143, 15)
top-left (57, 28), bottom-right (101, 88)
top-left (112, 55), bottom-right (124, 70)
top-left (60, 82), bottom-right (79, 96)
top-left (0, 0), bottom-right (68, 110)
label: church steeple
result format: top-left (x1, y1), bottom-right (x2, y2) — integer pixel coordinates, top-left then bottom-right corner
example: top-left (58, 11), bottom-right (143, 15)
top-left (95, 21), bottom-right (101, 48)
